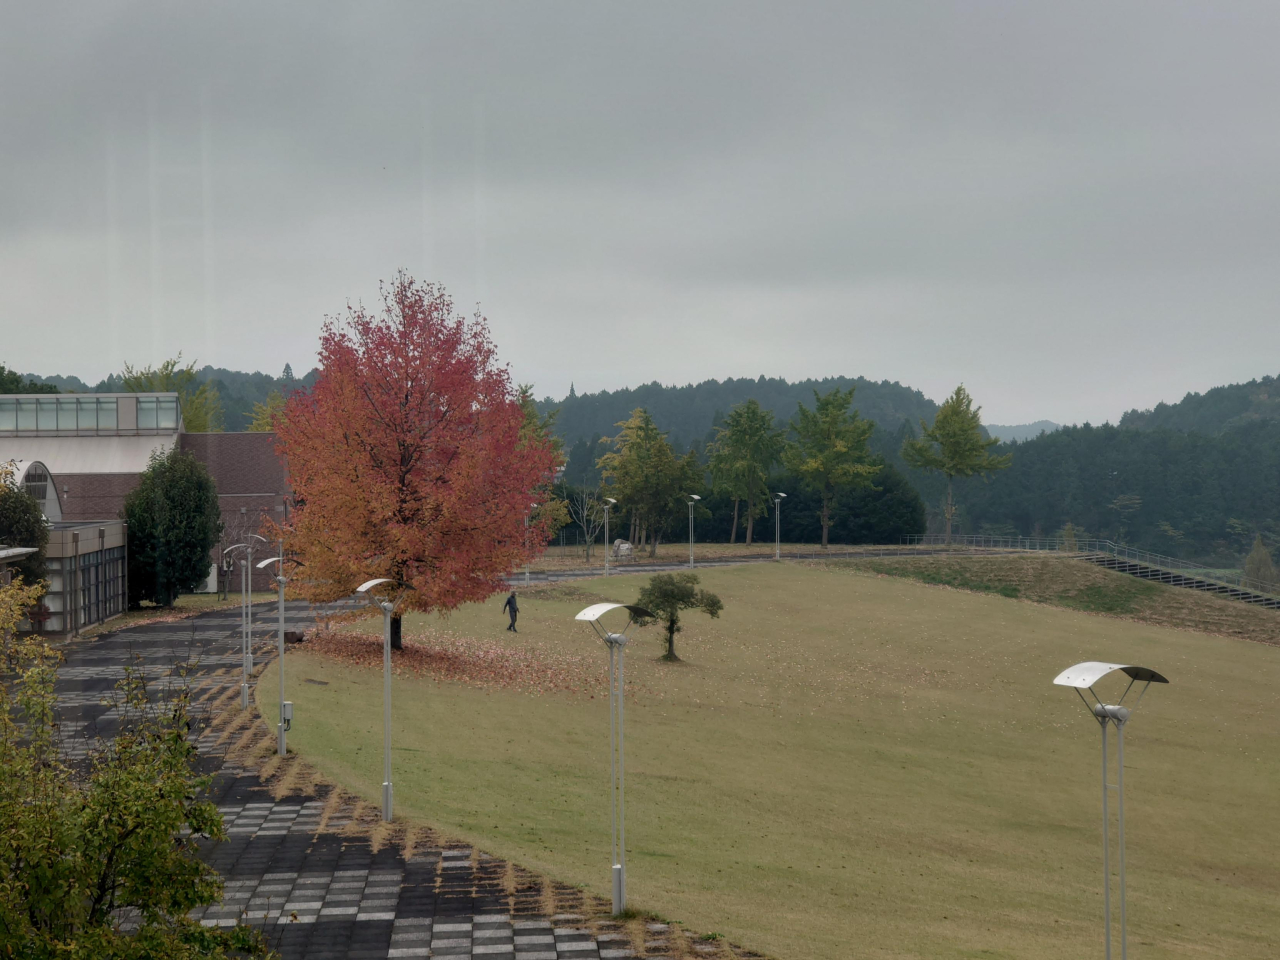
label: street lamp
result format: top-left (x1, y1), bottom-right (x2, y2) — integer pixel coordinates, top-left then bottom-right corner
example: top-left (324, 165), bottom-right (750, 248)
top-left (575, 602), bottom-right (653, 915)
top-left (601, 499), bottom-right (616, 576)
top-left (774, 492), bottom-right (787, 560)
top-left (603, 497), bottom-right (617, 577)
top-left (257, 548), bottom-right (301, 757)
top-left (686, 495), bottom-right (701, 568)
top-left (524, 502), bottom-right (538, 587)
top-left (1053, 661), bottom-right (1169, 960)
top-left (357, 577), bottom-right (401, 822)
top-left (226, 534), bottom-right (266, 709)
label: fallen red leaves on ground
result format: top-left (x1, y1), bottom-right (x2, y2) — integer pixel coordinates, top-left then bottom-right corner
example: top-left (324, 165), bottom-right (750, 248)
top-left (302, 628), bottom-right (612, 697)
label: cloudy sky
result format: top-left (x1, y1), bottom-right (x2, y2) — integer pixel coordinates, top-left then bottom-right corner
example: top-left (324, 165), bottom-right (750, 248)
top-left (3, 2), bottom-right (1277, 424)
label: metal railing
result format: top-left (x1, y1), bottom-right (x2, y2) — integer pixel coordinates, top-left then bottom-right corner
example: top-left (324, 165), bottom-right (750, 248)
top-left (901, 534), bottom-right (1279, 598)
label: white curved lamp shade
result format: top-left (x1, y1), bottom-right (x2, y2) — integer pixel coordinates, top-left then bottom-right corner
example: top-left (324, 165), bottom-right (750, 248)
top-left (256, 556), bottom-right (282, 569)
top-left (1053, 661), bottom-right (1169, 688)
top-left (688, 495), bottom-right (701, 501)
top-left (356, 577), bottom-right (394, 594)
top-left (575, 602), bottom-right (655, 623)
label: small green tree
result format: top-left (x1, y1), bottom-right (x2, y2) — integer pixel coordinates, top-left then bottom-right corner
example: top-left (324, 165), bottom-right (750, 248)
top-left (247, 390), bottom-right (286, 432)
top-left (598, 409), bottom-right (705, 557)
top-left (635, 572), bottom-right (723, 662)
top-left (782, 388), bottom-right (877, 549)
top-left (0, 462), bottom-right (49, 584)
top-left (708, 399), bottom-right (785, 545)
top-left (0, 581), bottom-right (273, 958)
top-left (0, 577), bottom-right (45, 670)
top-left (902, 385), bottom-right (1012, 544)
top-left (124, 448), bottom-right (223, 608)
top-left (1243, 534), bottom-right (1277, 590)
top-left (122, 355), bottom-right (224, 432)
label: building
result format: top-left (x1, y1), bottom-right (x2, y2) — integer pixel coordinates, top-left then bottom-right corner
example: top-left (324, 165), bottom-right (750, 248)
top-left (0, 392), bottom-right (290, 621)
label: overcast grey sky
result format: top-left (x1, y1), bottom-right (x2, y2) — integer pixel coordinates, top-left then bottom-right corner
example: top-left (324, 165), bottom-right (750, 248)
top-left (3, 2), bottom-right (1277, 424)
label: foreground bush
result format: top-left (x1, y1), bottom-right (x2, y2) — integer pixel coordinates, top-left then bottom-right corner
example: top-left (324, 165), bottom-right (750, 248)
top-left (0, 581), bottom-right (272, 959)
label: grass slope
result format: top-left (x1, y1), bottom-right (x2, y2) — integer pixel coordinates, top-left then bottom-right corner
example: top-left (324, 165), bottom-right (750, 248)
top-left (262, 564), bottom-right (1280, 959)
top-left (841, 555), bottom-right (1280, 643)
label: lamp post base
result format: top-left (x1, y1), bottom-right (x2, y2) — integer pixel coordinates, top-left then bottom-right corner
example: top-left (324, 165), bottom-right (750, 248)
top-left (382, 782), bottom-right (394, 822)
top-left (277, 723), bottom-right (286, 757)
top-left (240, 683), bottom-right (249, 710)
top-left (611, 863), bottom-right (625, 915)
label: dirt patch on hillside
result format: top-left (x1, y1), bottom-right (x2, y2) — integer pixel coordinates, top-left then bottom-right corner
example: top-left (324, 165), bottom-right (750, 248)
top-left (819, 554), bottom-right (1280, 645)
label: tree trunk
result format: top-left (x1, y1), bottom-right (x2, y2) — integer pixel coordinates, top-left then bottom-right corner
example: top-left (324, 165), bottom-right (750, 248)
top-left (649, 531), bottom-right (659, 558)
top-left (662, 616), bottom-right (680, 661)
top-left (390, 614), bottom-right (403, 651)
top-left (745, 495), bottom-right (755, 545)
top-left (821, 497), bottom-right (830, 549)
top-left (944, 478), bottom-right (955, 546)
top-left (730, 499), bottom-right (739, 544)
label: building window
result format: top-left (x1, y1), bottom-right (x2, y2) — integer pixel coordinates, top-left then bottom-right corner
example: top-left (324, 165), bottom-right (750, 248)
top-left (157, 397), bottom-right (178, 429)
top-left (58, 397), bottom-right (79, 430)
top-left (38, 398), bottom-right (58, 430)
top-left (22, 463), bottom-right (48, 503)
top-left (98, 398), bottom-right (117, 429)
top-left (77, 398), bottom-right (97, 430)
top-left (16, 399), bottom-right (36, 430)
top-left (0, 399), bottom-right (14, 430)
top-left (137, 397), bottom-right (157, 429)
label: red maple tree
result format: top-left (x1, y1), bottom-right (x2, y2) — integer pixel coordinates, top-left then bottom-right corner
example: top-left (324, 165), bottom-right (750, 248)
top-left (275, 273), bottom-right (561, 647)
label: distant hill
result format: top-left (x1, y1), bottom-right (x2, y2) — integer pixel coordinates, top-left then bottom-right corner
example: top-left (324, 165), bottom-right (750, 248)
top-left (985, 421), bottom-right (1061, 443)
top-left (539, 375), bottom-right (940, 451)
top-left (1119, 374), bottom-right (1280, 435)
top-left (20, 372), bottom-right (93, 392)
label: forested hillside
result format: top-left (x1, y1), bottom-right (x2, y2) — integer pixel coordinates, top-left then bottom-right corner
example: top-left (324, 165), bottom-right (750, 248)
top-left (539, 376), bottom-right (939, 452)
top-left (951, 421), bottom-right (1279, 564)
top-left (1119, 374), bottom-right (1280, 434)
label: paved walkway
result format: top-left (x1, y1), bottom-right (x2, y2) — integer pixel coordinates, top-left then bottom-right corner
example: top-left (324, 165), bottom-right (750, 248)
top-left (52, 602), bottom-right (663, 960)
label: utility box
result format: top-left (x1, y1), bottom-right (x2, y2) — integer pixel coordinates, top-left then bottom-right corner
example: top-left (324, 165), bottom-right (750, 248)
top-left (282, 701), bottom-right (293, 730)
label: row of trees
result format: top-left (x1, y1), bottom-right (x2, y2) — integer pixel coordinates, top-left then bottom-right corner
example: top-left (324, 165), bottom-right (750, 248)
top-left (559, 384), bottom-right (1009, 554)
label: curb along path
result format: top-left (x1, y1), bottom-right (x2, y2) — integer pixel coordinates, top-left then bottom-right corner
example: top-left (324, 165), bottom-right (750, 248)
top-left (53, 602), bottom-right (748, 960)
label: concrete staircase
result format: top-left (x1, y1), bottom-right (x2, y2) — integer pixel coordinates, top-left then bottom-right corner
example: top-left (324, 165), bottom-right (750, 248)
top-left (1078, 553), bottom-right (1280, 610)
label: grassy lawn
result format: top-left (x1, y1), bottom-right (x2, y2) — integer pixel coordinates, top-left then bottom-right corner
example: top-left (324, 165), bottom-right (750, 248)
top-left (261, 563), bottom-right (1280, 959)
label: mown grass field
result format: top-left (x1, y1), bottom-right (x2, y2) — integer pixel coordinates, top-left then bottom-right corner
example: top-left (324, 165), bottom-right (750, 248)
top-left (260, 562), bottom-right (1280, 959)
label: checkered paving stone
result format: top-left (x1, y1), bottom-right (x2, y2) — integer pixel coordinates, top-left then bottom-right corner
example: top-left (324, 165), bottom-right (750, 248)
top-left (50, 600), bottom-right (634, 960)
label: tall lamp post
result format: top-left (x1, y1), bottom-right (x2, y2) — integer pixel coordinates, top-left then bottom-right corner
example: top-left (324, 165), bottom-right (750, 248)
top-left (234, 533), bottom-right (267, 709)
top-left (257, 547), bottom-right (301, 757)
top-left (575, 602), bottom-right (653, 915)
top-left (357, 577), bottom-right (402, 822)
top-left (1053, 661), bottom-right (1169, 960)
top-left (524, 502), bottom-right (538, 587)
top-left (603, 497), bottom-right (617, 576)
top-left (686, 494), bottom-right (701, 568)
top-left (773, 492), bottom-right (787, 560)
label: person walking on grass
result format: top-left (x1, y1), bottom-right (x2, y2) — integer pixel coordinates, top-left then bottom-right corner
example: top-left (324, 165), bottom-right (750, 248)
top-left (502, 591), bottom-right (519, 632)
